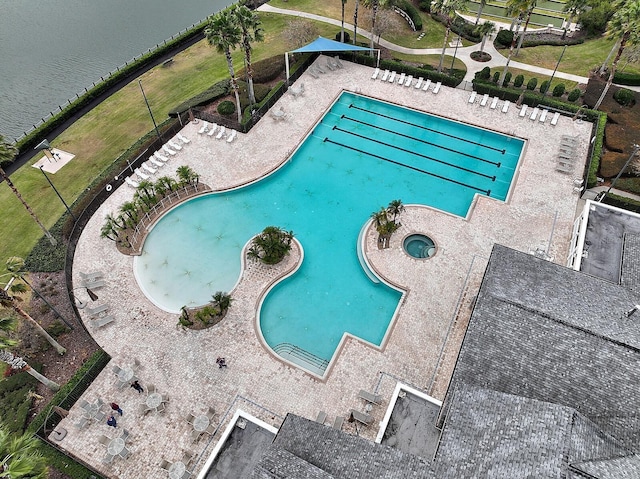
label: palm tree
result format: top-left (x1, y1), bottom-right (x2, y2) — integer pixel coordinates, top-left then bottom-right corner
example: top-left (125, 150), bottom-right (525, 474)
top-left (1, 257), bottom-right (66, 355)
top-left (353, 0), bottom-right (360, 45)
top-left (206, 10), bottom-right (243, 123)
top-left (433, 0), bottom-right (469, 73)
top-left (0, 348), bottom-right (60, 392)
top-left (0, 425), bottom-right (49, 477)
top-left (562, 0), bottom-right (587, 39)
top-left (100, 215), bottom-right (119, 242)
top-left (134, 179), bottom-right (156, 208)
top-left (514, 0), bottom-right (538, 56)
top-left (233, 5), bottom-right (264, 106)
top-left (371, 207), bottom-right (388, 228)
top-left (248, 226), bottom-right (294, 265)
top-left (477, 21), bottom-right (496, 52)
top-left (176, 165), bottom-right (199, 187)
top-left (594, 0), bottom-right (640, 110)
top-left (362, 0), bottom-right (392, 53)
top-left (341, 0), bottom-right (348, 42)
top-left (387, 199), bottom-right (404, 223)
top-left (119, 201), bottom-right (139, 228)
top-left (474, 0), bottom-right (488, 24)
top-left (154, 176), bottom-right (178, 196)
top-left (0, 135), bottom-right (56, 246)
top-left (212, 291), bottom-right (233, 314)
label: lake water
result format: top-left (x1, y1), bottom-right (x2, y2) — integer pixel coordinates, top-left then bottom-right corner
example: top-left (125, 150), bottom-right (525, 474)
top-left (0, 0), bottom-right (234, 142)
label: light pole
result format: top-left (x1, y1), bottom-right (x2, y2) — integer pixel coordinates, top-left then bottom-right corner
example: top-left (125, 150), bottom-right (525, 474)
top-left (449, 36), bottom-right (460, 76)
top-left (139, 80), bottom-right (161, 140)
top-left (38, 166), bottom-right (77, 222)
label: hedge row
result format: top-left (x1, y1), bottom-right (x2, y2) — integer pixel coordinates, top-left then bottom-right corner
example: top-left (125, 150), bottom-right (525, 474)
top-left (613, 71), bottom-right (640, 86)
top-left (602, 192), bottom-right (640, 214)
top-left (473, 77), bottom-right (606, 187)
top-left (397, 0), bottom-right (423, 31)
top-left (168, 80), bottom-right (230, 116)
top-left (8, 21), bottom-right (209, 165)
top-left (352, 53), bottom-right (463, 87)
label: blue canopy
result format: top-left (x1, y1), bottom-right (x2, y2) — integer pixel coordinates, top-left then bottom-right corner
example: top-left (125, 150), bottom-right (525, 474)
top-left (290, 36), bottom-right (372, 54)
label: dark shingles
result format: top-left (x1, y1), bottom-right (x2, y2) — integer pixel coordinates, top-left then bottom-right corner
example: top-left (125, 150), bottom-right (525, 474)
top-left (621, 233), bottom-right (640, 295)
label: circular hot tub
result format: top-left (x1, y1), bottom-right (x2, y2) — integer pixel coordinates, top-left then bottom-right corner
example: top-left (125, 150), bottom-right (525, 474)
top-left (403, 234), bottom-right (436, 259)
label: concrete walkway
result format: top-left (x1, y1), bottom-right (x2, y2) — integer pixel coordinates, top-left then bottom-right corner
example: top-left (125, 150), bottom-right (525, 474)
top-left (258, 4), bottom-right (589, 85)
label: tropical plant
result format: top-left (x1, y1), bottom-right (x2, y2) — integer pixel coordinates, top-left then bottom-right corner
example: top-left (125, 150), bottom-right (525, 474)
top-left (176, 165), bottom-right (199, 186)
top-left (0, 349), bottom-right (60, 392)
top-left (100, 215), bottom-right (119, 242)
top-left (205, 10), bottom-right (243, 123)
top-left (134, 180), bottom-right (157, 209)
top-left (476, 21), bottom-right (496, 52)
top-left (562, 0), bottom-right (588, 39)
top-left (119, 201), bottom-right (139, 228)
top-left (247, 226), bottom-right (294, 265)
top-left (594, 0), bottom-right (640, 110)
top-left (153, 176), bottom-right (177, 197)
top-left (387, 199), bottom-right (405, 222)
top-left (433, 0), bottom-right (469, 73)
top-left (513, 0), bottom-right (538, 56)
top-left (0, 425), bottom-right (49, 477)
top-left (0, 135), bottom-right (56, 246)
top-left (0, 257), bottom-right (66, 355)
top-left (233, 5), bottom-right (264, 106)
top-left (212, 291), bottom-right (233, 315)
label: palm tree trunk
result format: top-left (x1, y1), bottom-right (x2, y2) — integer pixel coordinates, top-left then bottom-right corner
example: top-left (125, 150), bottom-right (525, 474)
top-left (475, 4), bottom-right (484, 24)
top-left (341, 1), bottom-right (346, 42)
top-left (437, 26), bottom-right (451, 73)
top-left (481, 35), bottom-right (487, 52)
top-left (0, 349), bottom-right (60, 391)
top-left (594, 34), bottom-right (629, 110)
top-left (498, 42), bottom-right (516, 86)
top-left (515, 12), bottom-right (532, 56)
top-left (10, 301), bottom-right (66, 355)
top-left (244, 42), bottom-right (256, 105)
top-left (353, 0), bottom-right (360, 45)
top-left (225, 50), bottom-right (243, 123)
top-left (599, 40), bottom-right (619, 75)
top-left (370, 1), bottom-right (379, 54)
top-left (0, 167), bottom-right (56, 246)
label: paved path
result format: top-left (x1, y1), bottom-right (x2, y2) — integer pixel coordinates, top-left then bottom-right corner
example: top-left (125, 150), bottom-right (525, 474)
top-left (258, 4), bottom-right (589, 85)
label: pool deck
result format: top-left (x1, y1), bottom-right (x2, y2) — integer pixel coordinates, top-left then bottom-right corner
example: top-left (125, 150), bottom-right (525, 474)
top-left (61, 56), bottom-right (591, 478)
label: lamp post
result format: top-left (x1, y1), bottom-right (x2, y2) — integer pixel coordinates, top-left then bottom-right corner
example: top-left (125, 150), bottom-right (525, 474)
top-left (449, 36), bottom-right (460, 76)
top-left (599, 143), bottom-right (640, 202)
top-left (38, 166), bottom-right (77, 221)
top-left (543, 44), bottom-right (567, 98)
top-left (139, 80), bottom-right (161, 140)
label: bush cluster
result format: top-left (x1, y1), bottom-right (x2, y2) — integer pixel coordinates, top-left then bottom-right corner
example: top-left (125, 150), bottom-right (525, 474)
top-left (0, 365), bottom-right (41, 435)
top-left (613, 71), bottom-right (640, 87)
top-left (503, 72), bottom-right (512, 86)
top-left (237, 55), bottom-right (285, 83)
top-left (539, 80), bottom-right (550, 95)
top-left (397, 0), bottom-right (423, 31)
top-left (418, 0), bottom-right (431, 12)
top-left (613, 88), bottom-right (636, 107)
top-left (513, 74), bottom-right (524, 88)
top-left (168, 80), bottom-right (230, 116)
top-left (526, 77), bottom-right (538, 91)
top-left (335, 31), bottom-right (351, 43)
top-left (495, 30), bottom-right (514, 48)
top-left (567, 88), bottom-right (581, 102)
top-left (217, 100), bottom-right (236, 115)
top-left (552, 83), bottom-right (566, 97)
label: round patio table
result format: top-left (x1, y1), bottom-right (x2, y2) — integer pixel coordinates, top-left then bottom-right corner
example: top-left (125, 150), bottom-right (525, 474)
top-left (146, 392), bottom-right (162, 409)
top-left (193, 415), bottom-right (210, 433)
top-left (117, 367), bottom-right (134, 383)
top-left (168, 461), bottom-right (186, 479)
top-left (107, 437), bottom-right (125, 456)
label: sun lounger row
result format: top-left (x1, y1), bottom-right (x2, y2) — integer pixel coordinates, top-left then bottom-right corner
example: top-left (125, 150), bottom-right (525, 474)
top-left (371, 69), bottom-right (441, 93)
top-left (196, 121), bottom-right (237, 142)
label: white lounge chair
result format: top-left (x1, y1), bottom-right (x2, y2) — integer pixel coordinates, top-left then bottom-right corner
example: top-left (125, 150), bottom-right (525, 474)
top-left (207, 124), bottom-right (218, 137)
top-left (371, 67), bottom-right (380, 80)
top-left (154, 151), bottom-right (169, 162)
top-left (551, 112), bottom-right (560, 126)
top-left (422, 79), bottom-right (432, 91)
top-left (149, 157), bottom-right (163, 168)
top-left (86, 303), bottom-right (109, 316)
top-left (397, 72), bottom-right (405, 85)
top-left (81, 278), bottom-right (105, 289)
top-left (404, 75), bottom-right (413, 87)
top-left (226, 130), bottom-right (237, 143)
top-left (80, 271), bottom-right (104, 282)
top-left (480, 94), bottom-right (489, 106)
top-left (519, 105), bottom-right (528, 117)
top-left (334, 56), bottom-right (344, 68)
top-left (433, 81), bottom-right (441, 94)
top-left (381, 70), bottom-right (390, 81)
top-left (177, 133), bottom-right (190, 144)
top-left (216, 126), bottom-right (226, 140)
top-left (502, 100), bottom-right (511, 113)
top-left (92, 315), bottom-right (115, 329)
top-left (308, 68), bottom-right (319, 79)
top-left (388, 71), bottom-right (396, 83)
top-left (135, 168), bottom-right (149, 180)
top-left (168, 140), bottom-right (182, 151)
top-left (539, 109), bottom-right (548, 123)
top-left (142, 162), bottom-right (157, 174)
top-left (162, 145), bottom-right (176, 156)
top-left (530, 107), bottom-right (539, 121)
top-left (414, 77), bottom-right (423, 89)
top-left (198, 121), bottom-right (209, 134)
top-left (468, 91), bottom-right (477, 104)
top-left (490, 97), bottom-right (499, 109)
top-left (125, 177), bottom-right (139, 188)
top-left (358, 389), bottom-right (383, 405)
top-left (349, 409), bottom-right (373, 426)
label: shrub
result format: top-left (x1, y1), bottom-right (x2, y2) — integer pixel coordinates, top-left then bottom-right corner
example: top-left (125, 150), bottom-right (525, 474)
top-left (477, 66), bottom-right (491, 80)
top-left (397, 0), bottom-right (423, 30)
top-left (613, 88), bottom-right (636, 107)
top-left (503, 72), bottom-right (512, 86)
top-left (217, 100), bottom-right (236, 115)
top-left (418, 0), bottom-right (431, 12)
top-left (248, 226), bottom-right (294, 265)
top-left (567, 88), bottom-right (581, 102)
top-left (495, 30), bottom-right (513, 48)
top-left (578, 5), bottom-right (614, 37)
top-left (514, 74), bottom-right (524, 88)
top-left (552, 83), bottom-right (566, 97)
top-left (613, 71), bottom-right (640, 86)
top-left (526, 77), bottom-right (538, 91)
top-left (0, 365), bottom-right (40, 434)
top-left (492, 71), bottom-right (500, 83)
top-left (237, 55), bottom-right (285, 84)
top-left (335, 31), bottom-right (351, 43)
top-left (539, 80), bottom-right (550, 94)
top-left (168, 79), bottom-right (229, 115)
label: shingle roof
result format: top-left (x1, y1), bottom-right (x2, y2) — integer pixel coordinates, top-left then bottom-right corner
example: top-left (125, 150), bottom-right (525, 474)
top-left (449, 245), bottom-right (640, 454)
top-left (251, 414), bottom-right (436, 479)
top-left (621, 233), bottom-right (640, 295)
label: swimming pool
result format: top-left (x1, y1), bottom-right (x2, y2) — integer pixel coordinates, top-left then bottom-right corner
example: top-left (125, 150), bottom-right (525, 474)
top-left (135, 92), bottom-right (523, 371)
